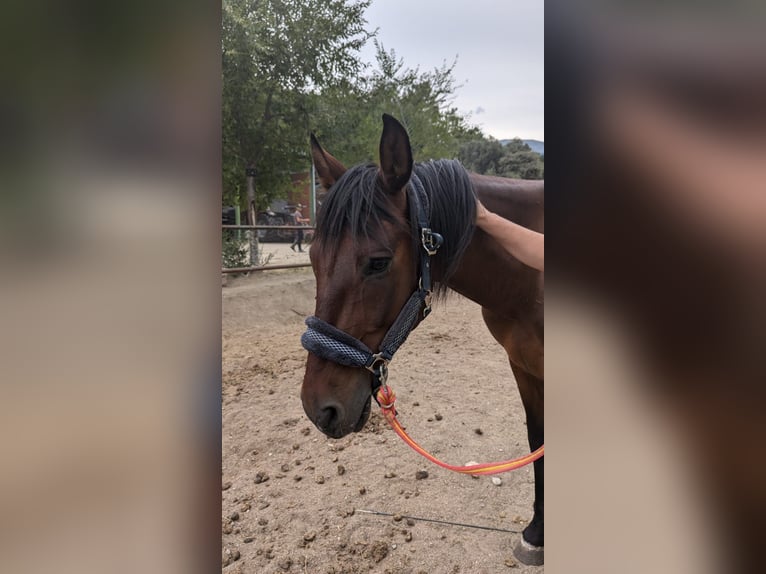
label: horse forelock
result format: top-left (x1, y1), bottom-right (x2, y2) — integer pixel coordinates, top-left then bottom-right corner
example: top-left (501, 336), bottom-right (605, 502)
top-left (314, 164), bottom-right (406, 259)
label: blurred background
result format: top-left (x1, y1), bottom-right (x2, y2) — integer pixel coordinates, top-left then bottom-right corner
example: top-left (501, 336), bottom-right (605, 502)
top-left (546, 1), bottom-right (766, 572)
top-left (0, 0), bottom-right (764, 573)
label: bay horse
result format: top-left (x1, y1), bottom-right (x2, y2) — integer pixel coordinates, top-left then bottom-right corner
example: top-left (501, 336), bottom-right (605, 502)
top-left (300, 114), bottom-right (544, 564)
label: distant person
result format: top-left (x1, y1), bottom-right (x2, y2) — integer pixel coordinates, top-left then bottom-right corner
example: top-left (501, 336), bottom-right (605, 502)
top-left (290, 204), bottom-right (310, 252)
top-left (476, 200), bottom-right (544, 271)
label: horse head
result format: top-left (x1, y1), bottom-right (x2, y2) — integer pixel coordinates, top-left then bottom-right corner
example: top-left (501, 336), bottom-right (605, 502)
top-left (301, 115), bottom-right (419, 438)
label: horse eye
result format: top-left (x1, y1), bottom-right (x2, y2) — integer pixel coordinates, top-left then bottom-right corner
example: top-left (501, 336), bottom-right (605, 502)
top-left (363, 257), bottom-right (392, 277)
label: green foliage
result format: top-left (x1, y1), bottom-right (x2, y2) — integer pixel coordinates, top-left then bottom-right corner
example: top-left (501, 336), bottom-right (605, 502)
top-left (222, 1), bottom-right (541, 210)
top-left (458, 137), bottom-right (544, 180)
top-left (222, 0), bottom-right (373, 210)
top-left (311, 42), bottom-right (483, 166)
top-left (221, 232), bottom-right (248, 269)
top-left (456, 139), bottom-right (505, 175)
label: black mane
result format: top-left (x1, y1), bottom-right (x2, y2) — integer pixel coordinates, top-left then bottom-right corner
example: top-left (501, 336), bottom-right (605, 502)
top-left (315, 159), bottom-right (476, 296)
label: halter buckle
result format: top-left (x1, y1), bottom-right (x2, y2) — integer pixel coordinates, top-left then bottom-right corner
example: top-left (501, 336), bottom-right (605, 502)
top-left (423, 291), bottom-right (433, 318)
top-left (366, 353), bottom-right (389, 386)
top-left (421, 228), bottom-right (444, 256)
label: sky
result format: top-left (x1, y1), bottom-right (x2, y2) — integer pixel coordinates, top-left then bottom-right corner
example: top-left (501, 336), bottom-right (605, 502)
top-left (359, 0), bottom-right (544, 141)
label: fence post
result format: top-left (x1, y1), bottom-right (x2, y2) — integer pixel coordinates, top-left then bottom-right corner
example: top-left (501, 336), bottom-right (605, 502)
top-left (245, 166), bottom-right (259, 265)
top-left (234, 205), bottom-right (241, 242)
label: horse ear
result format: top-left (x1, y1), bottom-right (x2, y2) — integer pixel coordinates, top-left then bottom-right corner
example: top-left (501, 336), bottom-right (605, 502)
top-left (310, 133), bottom-right (347, 188)
top-left (378, 114), bottom-right (413, 194)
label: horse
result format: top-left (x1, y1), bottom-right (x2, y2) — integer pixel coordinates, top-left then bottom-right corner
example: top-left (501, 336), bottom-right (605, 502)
top-left (300, 114), bottom-right (544, 564)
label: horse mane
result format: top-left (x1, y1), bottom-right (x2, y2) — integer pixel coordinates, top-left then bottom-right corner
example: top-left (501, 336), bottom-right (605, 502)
top-left (413, 160), bottom-right (476, 297)
top-left (315, 159), bottom-right (476, 298)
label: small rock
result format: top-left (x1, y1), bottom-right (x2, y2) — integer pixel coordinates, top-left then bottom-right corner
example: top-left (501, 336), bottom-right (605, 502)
top-left (294, 459), bottom-right (302, 466)
top-left (413, 402), bottom-right (420, 407)
top-left (315, 476), bottom-right (325, 484)
top-left (406, 518), bottom-right (415, 526)
top-left (304, 531), bottom-right (316, 542)
top-left (393, 513), bottom-right (403, 522)
top-left (404, 531), bottom-right (412, 542)
top-left (222, 481), bottom-right (232, 491)
top-left (222, 522), bottom-right (233, 534)
top-left (504, 557), bottom-right (519, 568)
top-left (254, 472), bottom-right (269, 484)
top-left (293, 475), bottom-right (303, 482)
top-left (222, 548), bottom-right (240, 567)
top-left (384, 472), bottom-right (396, 479)
top-left (434, 413), bottom-right (443, 421)
top-left (415, 470), bottom-right (429, 480)
top-left (278, 557), bottom-right (292, 571)
top-left (359, 486), bottom-right (366, 495)
top-left (337, 465), bottom-right (346, 476)
top-left (258, 517), bottom-right (268, 526)
top-left (367, 540), bottom-right (389, 562)
top-left (280, 463), bottom-right (290, 472)
top-left (258, 501), bottom-right (270, 510)
top-left (331, 455), bottom-right (338, 462)
top-left (229, 511), bottom-right (240, 522)
top-left (243, 537), bottom-right (254, 543)
top-left (292, 444), bottom-right (300, 450)
top-left (491, 477), bottom-right (502, 486)
top-left (301, 427), bottom-right (311, 435)
top-left (474, 428), bottom-right (483, 435)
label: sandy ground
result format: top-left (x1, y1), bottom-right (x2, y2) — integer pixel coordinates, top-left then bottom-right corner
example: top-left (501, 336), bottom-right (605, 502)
top-left (222, 245), bottom-right (540, 573)
top-left (257, 242), bottom-right (312, 268)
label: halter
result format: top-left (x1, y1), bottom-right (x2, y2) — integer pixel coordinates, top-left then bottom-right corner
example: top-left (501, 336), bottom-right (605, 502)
top-left (300, 173), bottom-right (443, 401)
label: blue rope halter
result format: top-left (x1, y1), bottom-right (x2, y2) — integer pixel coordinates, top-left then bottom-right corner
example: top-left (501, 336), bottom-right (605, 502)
top-left (300, 173), bottom-right (443, 400)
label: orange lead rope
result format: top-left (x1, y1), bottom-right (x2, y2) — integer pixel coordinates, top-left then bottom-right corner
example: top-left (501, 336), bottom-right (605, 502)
top-left (375, 384), bottom-right (544, 475)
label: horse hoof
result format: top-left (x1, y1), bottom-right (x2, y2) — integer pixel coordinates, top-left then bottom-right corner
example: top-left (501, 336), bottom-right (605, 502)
top-left (514, 537), bottom-right (544, 566)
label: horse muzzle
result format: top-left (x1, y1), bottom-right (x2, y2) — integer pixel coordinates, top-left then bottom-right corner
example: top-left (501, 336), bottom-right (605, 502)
top-left (302, 392), bottom-right (371, 439)
top-left (301, 360), bottom-right (372, 438)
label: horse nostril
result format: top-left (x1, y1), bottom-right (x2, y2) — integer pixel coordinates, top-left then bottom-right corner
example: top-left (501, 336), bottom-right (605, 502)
top-left (317, 404), bottom-right (339, 431)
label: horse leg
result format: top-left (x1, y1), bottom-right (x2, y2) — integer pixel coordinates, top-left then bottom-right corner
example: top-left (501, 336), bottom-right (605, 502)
top-left (509, 363), bottom-right (544, 566)
top-left (481, 308), bottom-right (544, 565)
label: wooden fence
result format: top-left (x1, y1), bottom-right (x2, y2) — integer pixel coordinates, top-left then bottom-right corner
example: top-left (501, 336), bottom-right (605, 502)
top-left (222, 225), bottom-right (315, 274)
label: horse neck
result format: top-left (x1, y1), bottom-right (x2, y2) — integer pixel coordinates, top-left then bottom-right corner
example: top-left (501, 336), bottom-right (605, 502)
top-left (436, 174), bottom-right (544, 313)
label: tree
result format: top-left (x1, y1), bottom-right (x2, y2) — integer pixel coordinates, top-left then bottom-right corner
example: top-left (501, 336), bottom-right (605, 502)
top-left (456, 139), bottom-right (506, 175)
top-left (222, 0), bottom-right (373, 211)
top-left (311, 42), bottom-right (483, 167)
top-left (497, 138), bottom-right (544, 179)
top-left (458, 137), bottom-right (544, 179)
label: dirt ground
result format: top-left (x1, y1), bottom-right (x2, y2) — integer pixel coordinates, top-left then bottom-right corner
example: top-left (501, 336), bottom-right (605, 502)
top-left (222, 245), bottom-right (541, 573)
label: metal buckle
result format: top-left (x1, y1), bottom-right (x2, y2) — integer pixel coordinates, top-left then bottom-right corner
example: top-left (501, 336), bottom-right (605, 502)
top-left (417, 278), bottom-right (433, 318)
top-left (366, 353), bottom-right (389, 385)
top-left (423, 291), bottom-right (432, 318)
top-left (421, 228), bottom-right (443, 256)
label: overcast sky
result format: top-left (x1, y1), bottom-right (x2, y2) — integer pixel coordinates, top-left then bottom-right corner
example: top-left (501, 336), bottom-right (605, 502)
top-left (359, 0), bottom-right (544, 141)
